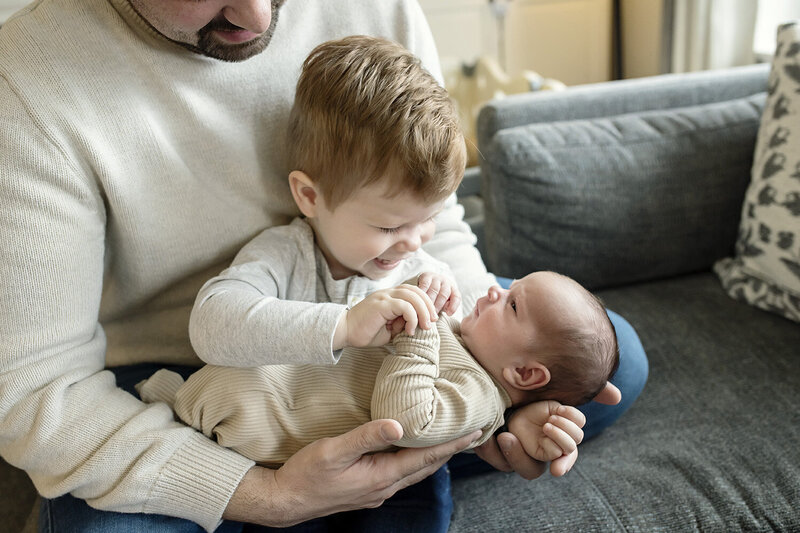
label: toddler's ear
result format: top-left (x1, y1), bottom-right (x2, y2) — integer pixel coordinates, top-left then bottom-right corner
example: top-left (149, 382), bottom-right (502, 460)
top-left (502, 362), bottom-right (550, 391)
top-left (289, 170), bottom-right (320, 218)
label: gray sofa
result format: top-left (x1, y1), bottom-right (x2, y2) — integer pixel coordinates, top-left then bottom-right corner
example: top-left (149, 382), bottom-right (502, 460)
top-left (2, 64), bottom-right (799, 533)
top-left (449, 63), bottom-right (800, 532)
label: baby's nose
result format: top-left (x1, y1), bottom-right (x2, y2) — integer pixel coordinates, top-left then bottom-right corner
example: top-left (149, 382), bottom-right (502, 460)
top-left (487, 285), bottom-right (503, 301)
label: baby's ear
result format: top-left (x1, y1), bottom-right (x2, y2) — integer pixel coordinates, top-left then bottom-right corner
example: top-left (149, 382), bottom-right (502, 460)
top-left (502, 362), bottom-right (550, 391)
top-left (288, 170), bottom-right (320, 218)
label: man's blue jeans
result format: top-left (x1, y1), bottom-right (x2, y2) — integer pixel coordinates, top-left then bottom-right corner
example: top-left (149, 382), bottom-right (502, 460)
top-left (38, 280), bottom-right (648, 532)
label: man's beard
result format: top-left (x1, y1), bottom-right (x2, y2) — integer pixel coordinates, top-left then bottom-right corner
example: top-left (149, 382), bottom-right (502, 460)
top-left (193, 0), bottom-right (284, 62)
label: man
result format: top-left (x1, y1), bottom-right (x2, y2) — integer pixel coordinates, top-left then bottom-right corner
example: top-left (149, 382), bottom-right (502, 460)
top-left (0, 1), bottom-right (646, 531)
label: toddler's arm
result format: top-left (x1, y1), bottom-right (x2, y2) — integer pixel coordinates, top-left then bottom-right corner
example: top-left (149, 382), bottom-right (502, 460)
top-left (189, 225), bottom-right (349, 367)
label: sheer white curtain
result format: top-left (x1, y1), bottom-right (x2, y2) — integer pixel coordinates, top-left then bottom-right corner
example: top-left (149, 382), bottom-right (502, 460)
top-left (670, 0), bottom-right (758, 73)
top-left (753, 0), bottom-right (800, 59)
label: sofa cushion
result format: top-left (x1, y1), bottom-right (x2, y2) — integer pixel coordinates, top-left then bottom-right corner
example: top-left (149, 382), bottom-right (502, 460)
top-left (715, 22), bottom-right (800, 322)
top-left (481, 93), bottom-right (765, 290)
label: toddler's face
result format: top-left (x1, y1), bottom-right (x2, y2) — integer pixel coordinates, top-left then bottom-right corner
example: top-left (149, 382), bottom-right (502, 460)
top-left (460, 272), bottom-right (587, 378)
top-left (311, 182), bottom-right (444, 280)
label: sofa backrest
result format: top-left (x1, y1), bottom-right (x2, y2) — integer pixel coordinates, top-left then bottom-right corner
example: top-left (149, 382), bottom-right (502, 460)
top-left (477, 64), bottom-right (770, 289)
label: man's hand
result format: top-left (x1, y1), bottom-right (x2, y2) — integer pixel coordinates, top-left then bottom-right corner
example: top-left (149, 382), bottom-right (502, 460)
top-left (417, 272), bottom-right (461, 315)
top-left (333, 285), bottom-right (436, 349)
top-left (223, 420), bottom-right (481, 527)
top-left (474, 383), bottom-right (621, 479)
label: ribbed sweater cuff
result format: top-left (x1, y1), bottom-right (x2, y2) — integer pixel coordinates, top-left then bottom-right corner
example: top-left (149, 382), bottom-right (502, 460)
top-left (144, 432), bottom-right (255, 532)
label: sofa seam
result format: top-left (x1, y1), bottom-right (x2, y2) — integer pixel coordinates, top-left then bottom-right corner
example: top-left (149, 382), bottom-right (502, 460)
top-left (493, 116), bottom-right (761, 153)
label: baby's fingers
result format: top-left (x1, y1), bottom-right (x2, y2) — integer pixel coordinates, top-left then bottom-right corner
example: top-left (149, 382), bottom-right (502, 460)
top-left (443, 287), bottom-right (462, 316)
top-left (556, 405), bottom-right (586, 430)
top-left (542, 416), bottom-right (583, 453)
top-left (432, 283), bottom-right (451, 313)
top-left (538, 435), bottom-right (567, 462)
top-left (417, 273), bottom-right (433, 292)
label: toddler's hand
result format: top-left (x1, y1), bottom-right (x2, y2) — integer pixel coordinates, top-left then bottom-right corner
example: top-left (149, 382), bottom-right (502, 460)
top-left (507, 401), bottom-right (585, 463)
top-left (416, 272), bottom-right (461, 316)
top-left (336, 285), bottom-right (436, 349)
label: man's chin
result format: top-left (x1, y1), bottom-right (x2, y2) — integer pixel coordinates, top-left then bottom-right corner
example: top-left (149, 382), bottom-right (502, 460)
top-left (196, 34), bottom-right (272, 62)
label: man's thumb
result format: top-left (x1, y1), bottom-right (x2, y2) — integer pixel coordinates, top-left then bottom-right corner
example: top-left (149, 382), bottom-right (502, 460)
top-left (340, 420), bottom-right (403, 460)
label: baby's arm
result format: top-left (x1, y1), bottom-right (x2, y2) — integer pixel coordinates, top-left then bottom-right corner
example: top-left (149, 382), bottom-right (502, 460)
top-left (371, 322), bottom-right (505, 447)
top-left (506, 401), bottom-right (586, 462)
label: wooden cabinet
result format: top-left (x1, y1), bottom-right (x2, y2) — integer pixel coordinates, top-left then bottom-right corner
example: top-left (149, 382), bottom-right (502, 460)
top-left (419, 0), bottom-right (614, 86)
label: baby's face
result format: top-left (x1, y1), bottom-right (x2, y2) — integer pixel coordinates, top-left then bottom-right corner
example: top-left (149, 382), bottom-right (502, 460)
top-left (460, 272), bottom-right (588, 379)
top-left (311, 181), bottom-right (444, 280)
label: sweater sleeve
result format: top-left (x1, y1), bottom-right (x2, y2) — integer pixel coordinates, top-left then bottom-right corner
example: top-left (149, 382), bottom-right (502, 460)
top-left (370, 322), bottom-right (504, 448)
top-left (0, 80), bottom-right (253, 532)
top-left (189, 231), bottom-right (347, 367)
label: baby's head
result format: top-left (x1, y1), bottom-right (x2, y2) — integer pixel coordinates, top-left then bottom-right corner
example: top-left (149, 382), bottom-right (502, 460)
top-left (460, 271), bottom-right (619, 407)
top-left (286, 35), bottom-right (466, 280)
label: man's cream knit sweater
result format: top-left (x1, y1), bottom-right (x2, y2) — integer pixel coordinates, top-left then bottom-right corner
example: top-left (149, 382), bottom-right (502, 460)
top-left (0, 0), bottom-right (494, 530)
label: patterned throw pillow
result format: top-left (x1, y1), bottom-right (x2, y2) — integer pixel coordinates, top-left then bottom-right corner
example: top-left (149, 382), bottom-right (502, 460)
top-left (715, 21), bottom-right (800, 322)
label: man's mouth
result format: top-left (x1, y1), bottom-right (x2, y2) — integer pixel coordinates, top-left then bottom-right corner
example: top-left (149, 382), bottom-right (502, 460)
top-left (213, 28), bottom-right (260, 44)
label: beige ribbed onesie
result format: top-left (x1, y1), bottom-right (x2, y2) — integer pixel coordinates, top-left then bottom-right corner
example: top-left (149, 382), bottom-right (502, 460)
top-left (138, 315), bottom-right (511, 465)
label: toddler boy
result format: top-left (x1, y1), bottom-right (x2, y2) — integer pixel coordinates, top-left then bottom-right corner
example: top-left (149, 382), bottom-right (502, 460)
top-left (186, 35), bottom-right (467, 370)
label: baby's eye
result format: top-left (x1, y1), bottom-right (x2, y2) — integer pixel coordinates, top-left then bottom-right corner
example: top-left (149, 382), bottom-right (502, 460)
top-left (379, 227), bottom-right (400, 234)
top-left (510, 300), bottom-right (517, 313)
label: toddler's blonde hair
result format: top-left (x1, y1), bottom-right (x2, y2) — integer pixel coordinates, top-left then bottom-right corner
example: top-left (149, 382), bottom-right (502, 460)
top-left (287, 35), bottom-right (466, 209)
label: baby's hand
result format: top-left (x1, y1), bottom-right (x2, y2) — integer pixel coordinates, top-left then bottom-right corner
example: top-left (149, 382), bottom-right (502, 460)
top-left (507, 401), bottom-right (585, 463)
top-left (417, 272), bottom-right (461, 316)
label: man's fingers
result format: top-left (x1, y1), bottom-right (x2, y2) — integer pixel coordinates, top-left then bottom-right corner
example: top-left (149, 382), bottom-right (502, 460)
top-left (593, 382), bottom-right (622, 405)
top-left (336, 420), bottom-right (403, 463)
top-left (495, 432), bottom-right (546, 481)
top-left (387, 430), bottom-right (481, 489)
top-left (473, 437), bottom-right (512, 472)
